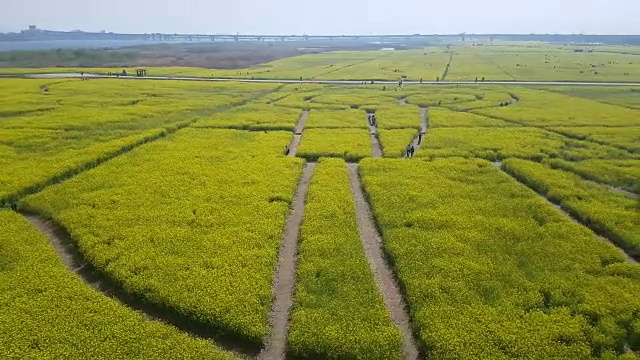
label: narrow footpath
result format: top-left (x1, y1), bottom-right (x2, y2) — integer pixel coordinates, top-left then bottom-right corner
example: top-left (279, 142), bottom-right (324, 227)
top-left (347, 164), bottom-right (420, 360)
top-left (407, 108), bottom-right (429, 155)
top-left (287, 110), bottom-right (309, 157)
top-left (492, 162), bottom-right (638, 264)
top-left (258, 163), bottom-right (316, 360)
top-left (366, 112), bottom-right (383, 158)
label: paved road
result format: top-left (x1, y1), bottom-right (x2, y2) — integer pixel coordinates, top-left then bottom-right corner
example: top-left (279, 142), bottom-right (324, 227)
top-left (7, 73), bottom-right (640, 86)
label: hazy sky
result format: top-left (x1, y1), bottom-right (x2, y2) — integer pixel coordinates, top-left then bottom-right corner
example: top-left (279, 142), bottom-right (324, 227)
top-left (1, 0), bottom-right (638, 35)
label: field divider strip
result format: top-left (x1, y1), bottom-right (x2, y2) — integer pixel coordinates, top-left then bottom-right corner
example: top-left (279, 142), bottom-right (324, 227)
top-left (6, 74), bottom-right (640, 86)
top-left (441, 51), bottom-right (454, 81)
top-left (347, 164), bottom-right (421, 360)
top-left (287, 110), bottom-right (309, 157)
top-left (18, 211), bottom-right (256, 358)
top-left (258, 162), bottom-right (316, 360)
top-left (492, 161), bottom-right (638, 263)
top-left (457, 107), bottom-right (637, 155)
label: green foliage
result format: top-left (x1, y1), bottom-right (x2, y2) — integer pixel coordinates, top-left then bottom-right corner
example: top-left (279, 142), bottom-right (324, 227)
top-left (193, 103), bottom-right (303, 131)
top-left (0, 210), bottom-right (237, 360)
top-left (502, 159), bottom-right (640, 256)
top-left (287, 158), bottom-right (403, 360)
top-left (475, 88), bottom-right (640, 127)
top-left (428, 107), bottom-right (515, 128)
top-left (22, 129), bottom-right (304, 349)
top-left (551, 126), bottom-right (640, 153)
top-left (417, 127), bottom-right (629, 161)
top-left (543, 158), bottom-right (640, 193)
top-left (407, 93), bottom-right (477, 107)
top-left (304, 109), bottom-right (367, 129)
top-left (0, 78), bottom-right (277, 202)
top-left (273, 92), bottom-right (350, 111)
top-left (297, 129), bottom-right (372, 162)
top-left (359, 157), bottom-right (640, 359)
top-left (375, 105), bottom-right (422, 129)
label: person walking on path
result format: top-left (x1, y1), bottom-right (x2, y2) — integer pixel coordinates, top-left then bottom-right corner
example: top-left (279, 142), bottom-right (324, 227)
top-left (418, 133), bottom-right (423, 145)
top-left (10, 202), bottom-right (17, 212)
top-left (409, 146), bottom-right (415, 158)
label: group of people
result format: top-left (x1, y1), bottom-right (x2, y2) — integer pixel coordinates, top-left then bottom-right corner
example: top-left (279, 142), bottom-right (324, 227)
top-left (367, 114), bottom-right (377, 127)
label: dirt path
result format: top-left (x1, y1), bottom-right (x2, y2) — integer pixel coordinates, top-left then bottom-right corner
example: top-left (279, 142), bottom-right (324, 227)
top-left (258, 163), bottom-right (316, 360)
top-left (20, 213), bottom-right (255, 357)
top-left (407, 108), bottom-right (429, 155)
top-left (287, 110), bottom-right (309, 157)
top-left (398, 98), bottom-right (407, 105)
top-left (365, 113), bottom-right (383, 158)
top-left (12, 73), bottom-right (640, 87)
top-left (346, 164), bottom-right (421, 360)
top-left (441, 52), bottom-right (454, 81)
top-left (492, 162), bottom-right (638, 264)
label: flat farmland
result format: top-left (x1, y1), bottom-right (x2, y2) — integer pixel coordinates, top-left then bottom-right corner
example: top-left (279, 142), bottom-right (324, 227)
top-left (1, 44), bottom-right (639, 359)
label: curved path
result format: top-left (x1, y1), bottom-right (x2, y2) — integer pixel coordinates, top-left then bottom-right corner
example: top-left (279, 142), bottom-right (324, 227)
top-left (9, 73), bottom-right (640, 86)
top-left (20, 212), bottom-right (254, 358)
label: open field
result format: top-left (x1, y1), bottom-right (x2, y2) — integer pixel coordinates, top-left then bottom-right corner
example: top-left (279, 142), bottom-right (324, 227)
top-left (1, 43), bottom-right (639, 359)
top-left (3, 43), bottom-right (638, 82)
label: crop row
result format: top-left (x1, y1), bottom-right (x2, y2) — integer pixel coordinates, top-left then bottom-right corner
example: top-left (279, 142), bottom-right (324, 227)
top-left (543, 158), bottom-right (640, 194)
top-left (0, 210), bottom-right (237, 360)
top-left (287, 158), bottom-right (403, 359)
top-left (0, 78), bottom-right (277, 203)
top-left (21, 129), bottom-right (304, 350)
top-left (192, 103), bottom-right (303, 131)
top-left (359, 157), bottom-right (640, 359)
top-left (474, 88), bottom-right (639, 127)
top-left (502, 158), bottom-right (640, 257)
top-left (297, 129), bottom-right (372, 162)
top-left (417, 127), bottom-right (631, 161)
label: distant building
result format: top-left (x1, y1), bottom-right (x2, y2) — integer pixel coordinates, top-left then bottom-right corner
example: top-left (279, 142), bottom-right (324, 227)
top-left (28, 25), bottom-right (37, 31)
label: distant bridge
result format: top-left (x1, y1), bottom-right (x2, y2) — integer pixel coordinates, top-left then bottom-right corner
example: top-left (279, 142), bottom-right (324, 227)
top-left (144, 33), bottom-right (449, 42)
top-left (1, 30), bottom-right (639, 45)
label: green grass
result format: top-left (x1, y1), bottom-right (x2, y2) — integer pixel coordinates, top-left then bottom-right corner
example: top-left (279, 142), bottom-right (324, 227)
top-left (428, 107), bottom-right (515, 128)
